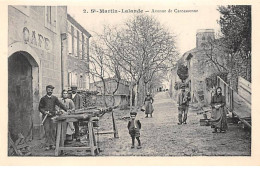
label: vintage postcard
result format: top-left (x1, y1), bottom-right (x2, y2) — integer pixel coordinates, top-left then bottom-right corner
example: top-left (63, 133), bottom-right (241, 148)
top-left (0, 0), bottom-right (259, 166)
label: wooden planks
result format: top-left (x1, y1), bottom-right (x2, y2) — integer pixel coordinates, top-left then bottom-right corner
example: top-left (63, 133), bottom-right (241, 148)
top-left (238, 76), bottom-right (251, 104)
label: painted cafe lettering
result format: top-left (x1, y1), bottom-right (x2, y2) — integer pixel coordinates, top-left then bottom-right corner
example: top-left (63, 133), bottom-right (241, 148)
top-left (23, 27), bottom-right (52, 51)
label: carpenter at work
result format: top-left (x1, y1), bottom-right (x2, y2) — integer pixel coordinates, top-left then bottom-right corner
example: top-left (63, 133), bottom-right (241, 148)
top-left (38, 85), bottom-right (68, 150)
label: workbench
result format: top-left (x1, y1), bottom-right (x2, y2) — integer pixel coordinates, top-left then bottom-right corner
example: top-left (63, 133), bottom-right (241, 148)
top-left (53, 112), bottom-right (99, 156)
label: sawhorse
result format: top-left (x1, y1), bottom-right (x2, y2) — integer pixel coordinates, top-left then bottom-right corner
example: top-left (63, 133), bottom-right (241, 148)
top-left (54, 116), bottom-right (99, 156)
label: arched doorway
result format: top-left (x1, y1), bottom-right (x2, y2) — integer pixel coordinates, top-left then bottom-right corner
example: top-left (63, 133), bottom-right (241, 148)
top-left (8, 50), bottom-right (40, 141)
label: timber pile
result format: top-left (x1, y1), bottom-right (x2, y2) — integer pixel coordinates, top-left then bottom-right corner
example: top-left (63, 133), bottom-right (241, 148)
top-left (8, 133), bottom-right (31, 156)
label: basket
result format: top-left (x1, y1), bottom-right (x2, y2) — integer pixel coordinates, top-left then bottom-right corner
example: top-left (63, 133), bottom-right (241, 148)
top-left (200, 119), bottom-right (211, 126)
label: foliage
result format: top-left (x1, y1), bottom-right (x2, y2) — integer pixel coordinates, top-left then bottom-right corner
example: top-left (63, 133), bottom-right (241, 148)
top-left (218, 5), bottom-right (251, 55)
top-left (205, 72), bottom-right (228, 89)
top-left (217, 5), bottom-right (251, 86)
top-left (177, 64), bottom-right (188, 82)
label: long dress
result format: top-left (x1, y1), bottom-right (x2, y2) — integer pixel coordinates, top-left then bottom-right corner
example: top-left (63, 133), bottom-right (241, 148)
top-left (58, 98), bottom-right (75, 141)
top-left (210, 94), bottom-right (228, 131)
top-left (144, 96), bottom-right (154, 115)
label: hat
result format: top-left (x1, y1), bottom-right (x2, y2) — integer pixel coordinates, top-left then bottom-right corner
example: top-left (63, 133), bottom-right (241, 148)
top-left (130, 112), bottom-right (137, 116)
top-left (46, 85), bottom-right (55, 89)
top-left (71, 85), bottom-right (78, 89)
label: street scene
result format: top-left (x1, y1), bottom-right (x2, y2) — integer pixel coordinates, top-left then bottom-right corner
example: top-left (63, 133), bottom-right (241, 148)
top-left (7, 4), bottom-right (251, 157)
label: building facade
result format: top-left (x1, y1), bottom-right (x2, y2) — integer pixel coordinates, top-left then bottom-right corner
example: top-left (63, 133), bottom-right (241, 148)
top-left (66, 14), bottom-right (91, 90)
top-left (8, 6), bottom-right (91, 141)
top-left (8, 6), bottom-right (68, 140)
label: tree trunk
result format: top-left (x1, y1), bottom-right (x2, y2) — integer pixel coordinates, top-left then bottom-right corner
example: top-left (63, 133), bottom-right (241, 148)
top-left (101, 78), bottom-right (107, 107)
top-left (129, 83), bottom-right (133, 110)
top-left (134, 82), bottom-right (139, 108)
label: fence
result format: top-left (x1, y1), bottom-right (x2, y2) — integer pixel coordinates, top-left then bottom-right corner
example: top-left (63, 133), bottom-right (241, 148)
top-left (217, 76), bottom-right (234, 113)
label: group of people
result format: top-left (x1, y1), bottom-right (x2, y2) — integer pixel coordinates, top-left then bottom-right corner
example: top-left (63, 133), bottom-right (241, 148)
top-left (177, 84), bottom-right (228, 132)
top-left (39, 83), bottom-right (228, 151)
top-left (127, 84), bottom-right (228, 149)
top-left (38, 85), bottom-right (83, 150)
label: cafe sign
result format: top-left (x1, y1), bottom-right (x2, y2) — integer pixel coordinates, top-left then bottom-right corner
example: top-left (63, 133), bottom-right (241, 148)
top-left (23, 27), bottom-right (52, 52)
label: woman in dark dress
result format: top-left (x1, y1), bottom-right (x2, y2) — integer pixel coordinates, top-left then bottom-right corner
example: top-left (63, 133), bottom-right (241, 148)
top-left (210, 87), bottom-right (228, 133)
top-left (144, 92), bottom-right (154, 118)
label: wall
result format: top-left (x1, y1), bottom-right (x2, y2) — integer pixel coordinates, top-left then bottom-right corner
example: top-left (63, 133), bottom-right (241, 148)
top-left (66, 16), bottom-right (90, 90)
top-left (8, 6), bottom-right (67, 139)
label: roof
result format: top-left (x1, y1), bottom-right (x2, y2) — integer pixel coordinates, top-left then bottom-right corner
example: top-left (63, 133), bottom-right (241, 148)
top-left (67, 14), bottom-right (92, 38)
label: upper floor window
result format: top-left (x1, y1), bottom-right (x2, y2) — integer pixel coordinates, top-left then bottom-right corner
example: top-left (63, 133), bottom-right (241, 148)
top-left (45, 6), bottom-right (57, 32)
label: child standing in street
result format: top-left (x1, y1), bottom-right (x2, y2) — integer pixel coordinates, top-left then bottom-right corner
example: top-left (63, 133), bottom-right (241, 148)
top-left (127, 111), bottom-right (142, 149)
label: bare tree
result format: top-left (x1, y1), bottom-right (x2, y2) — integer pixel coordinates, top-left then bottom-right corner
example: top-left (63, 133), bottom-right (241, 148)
top-left (97, 15), bottom-right (178, 108)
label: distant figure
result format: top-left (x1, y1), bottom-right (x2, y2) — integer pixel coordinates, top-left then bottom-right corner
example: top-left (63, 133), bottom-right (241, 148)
top-left (144, 92), bottom-right (154, 118)
top-left (38, 85), bottom-right (68, 150)
top-left (70, 85), bottom-right (83, 141)
top-left (177, 84), bottom-right (191, 125)
top-left (210, 87), bottom-right (228, 133)
top-left (58, 90), bottom-right (75, 143)
top-left (127, 111), bottom-right (142, 149)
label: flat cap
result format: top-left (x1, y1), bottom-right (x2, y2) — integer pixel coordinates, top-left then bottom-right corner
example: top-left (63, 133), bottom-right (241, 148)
top-left (46, 85), bottom-right (55, 89)
top-left (130, 112), bottom-right (137, 116)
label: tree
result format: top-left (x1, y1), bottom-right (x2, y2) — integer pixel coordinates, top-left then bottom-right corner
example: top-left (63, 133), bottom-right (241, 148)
top-left (217, 5), bottom-right (251, 87)
top-left (99, 15), bottom-right (178, 108)
top-left (177, 64), bottom-right (188, 83)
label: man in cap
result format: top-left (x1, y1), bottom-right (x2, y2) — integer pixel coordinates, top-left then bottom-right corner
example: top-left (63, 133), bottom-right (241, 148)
top-left (38, 85), bottom-right (68, 150)
top-left (70, 85), bottom-right (83, 141)
top-left (177, 84), bottom-right (191, 125)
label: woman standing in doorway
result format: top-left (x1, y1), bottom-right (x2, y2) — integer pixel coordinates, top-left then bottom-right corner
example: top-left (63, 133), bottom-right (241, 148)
top-left (210, 87), bottom-right (228, 133)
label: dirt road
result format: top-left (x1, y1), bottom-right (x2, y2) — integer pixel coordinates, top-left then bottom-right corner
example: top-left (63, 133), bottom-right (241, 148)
top-left (29, 91), bottom-right (251, 156)
top-left (97, 92), bottom-right (251, 156)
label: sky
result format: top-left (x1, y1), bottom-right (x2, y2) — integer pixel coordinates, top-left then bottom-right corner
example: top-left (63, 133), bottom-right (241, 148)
top-left (67, 4), bottom-right (221, 56)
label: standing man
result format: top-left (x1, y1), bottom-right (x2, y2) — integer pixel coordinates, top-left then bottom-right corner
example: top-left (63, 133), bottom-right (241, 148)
top-left (38, 85), bottom-right (68, 150)
top-left (177, 84), bottom-right (191, 125)
top-left (70, 85), bottom-right (83, 141)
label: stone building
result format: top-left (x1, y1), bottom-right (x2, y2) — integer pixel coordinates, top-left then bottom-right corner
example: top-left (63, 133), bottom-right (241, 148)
top-left (170, 29), bottom-right (228, 105)
top-left (66, 14), bottom-right (91, 90)
top-left (8, 6), bottom-right (68, 140)
top-left (8, 6), bottom-right (92, 141)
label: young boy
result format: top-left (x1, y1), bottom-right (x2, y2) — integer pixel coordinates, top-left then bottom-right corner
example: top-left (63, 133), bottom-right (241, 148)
top-left (127, 111), bottom-right (142, 149)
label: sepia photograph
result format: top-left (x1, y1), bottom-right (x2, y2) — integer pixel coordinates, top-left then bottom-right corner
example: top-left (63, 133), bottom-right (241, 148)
top-left (0, 0), bottom-right (259, 166)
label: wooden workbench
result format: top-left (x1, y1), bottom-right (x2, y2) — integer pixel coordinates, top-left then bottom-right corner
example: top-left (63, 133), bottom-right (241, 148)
top-left (53, 113), bottom-right (99, 156)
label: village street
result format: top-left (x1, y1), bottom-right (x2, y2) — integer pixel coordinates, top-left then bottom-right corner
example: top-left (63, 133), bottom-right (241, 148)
top-left (29, 91), bottom-right (250, 156)
top-left (96, 91), bottom-right (251, 156)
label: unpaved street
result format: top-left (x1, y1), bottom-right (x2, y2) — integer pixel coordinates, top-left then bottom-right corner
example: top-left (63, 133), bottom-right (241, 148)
top-left (30, 92), bottom-right (251, 156)
top-left (97, 92), bottom-right (251, 156)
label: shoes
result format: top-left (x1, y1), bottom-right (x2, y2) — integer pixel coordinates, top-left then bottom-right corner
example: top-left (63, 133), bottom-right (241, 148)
top-left (131, 145), bottom-right (135, 149)
top-left (220, 130), bottom-right (226, 133)
top-left (177, 122), bottom-right (182, 125)
top-left (212, 130), bottom-right (217, 133)
top-left (183, 122), bottom-right (187, 124)
top-left (137, 145), bottom-right (142, 149)
top-left (76, 138), bottom-right (81, 142)
top-left (145, 116), bottom-right (148, 118)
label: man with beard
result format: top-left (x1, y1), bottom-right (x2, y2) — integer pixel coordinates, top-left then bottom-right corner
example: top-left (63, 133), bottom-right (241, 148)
top-left (38, 85), bottom-right (68, 150)
top-left (70, 85), bottom-right (83, 141)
